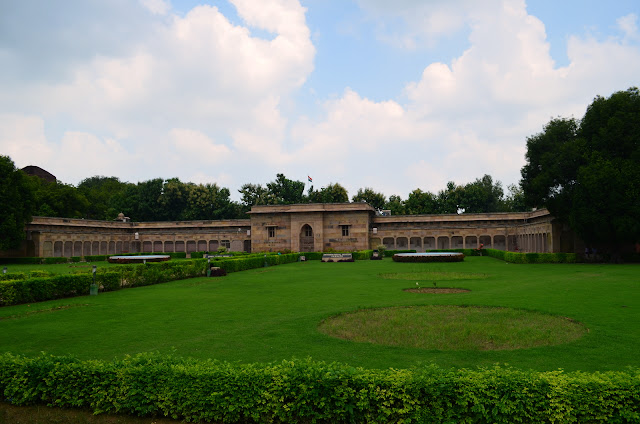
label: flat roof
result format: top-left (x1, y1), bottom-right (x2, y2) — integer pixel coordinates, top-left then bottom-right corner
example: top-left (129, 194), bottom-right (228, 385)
top-left (249, 202), bottom-right (376, 214)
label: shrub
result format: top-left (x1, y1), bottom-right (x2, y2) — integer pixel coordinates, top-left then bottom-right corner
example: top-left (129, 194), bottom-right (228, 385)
top-left (486, 249), bottom-right (578, 264)
top-left (42, 257), bottom-right (69, 265)
top-left (0, 257), bottom-right (42, 265)
top-left (0, 353), bottom-right (638, 423)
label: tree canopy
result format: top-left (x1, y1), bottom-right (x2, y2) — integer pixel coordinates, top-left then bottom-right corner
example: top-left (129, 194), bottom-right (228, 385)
top-left (520, 87), bottom-right (640, 250)
top-left (0, 156), bottom-right (35, 250)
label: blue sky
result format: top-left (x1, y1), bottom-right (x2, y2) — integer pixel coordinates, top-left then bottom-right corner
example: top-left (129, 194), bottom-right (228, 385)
top-left (1, 0), bottom-right (639, 201)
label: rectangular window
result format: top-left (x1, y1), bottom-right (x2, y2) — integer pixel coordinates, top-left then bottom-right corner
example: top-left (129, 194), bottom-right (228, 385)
top-left (268, 227), bottom-right (276, 238)
top-left (221, 240), bottom-right (230, 249)
top-left (341, 225), bottom-right (350, 237)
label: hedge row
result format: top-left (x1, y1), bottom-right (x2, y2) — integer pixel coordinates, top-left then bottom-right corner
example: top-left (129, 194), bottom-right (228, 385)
top-left (0, 273), bottom-right (119, 306)
top-left (300, 251), bottom-right (375, 260)
top-left (209, 253), bottom-right (300, 273)
top-left (0, 253), bottom-right (304, 306)
top-left (0, 353), bottom-right (638, 423)
top-left (485, 249), bottom-right (578, 264)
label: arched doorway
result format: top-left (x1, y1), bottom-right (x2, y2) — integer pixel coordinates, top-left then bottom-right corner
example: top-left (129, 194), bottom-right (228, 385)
top-left (300, 224), bottom-right (314, 252)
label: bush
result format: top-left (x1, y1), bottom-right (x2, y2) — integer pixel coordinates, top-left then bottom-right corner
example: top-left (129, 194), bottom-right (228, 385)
top-left (0, 257), bottom-right (42, 265)
top-left (485, 249), bottom-right (578, 264)
top-left (0, 353), bottom-right (638, 423)
top-left (42, 257), bottom-right (69, 265)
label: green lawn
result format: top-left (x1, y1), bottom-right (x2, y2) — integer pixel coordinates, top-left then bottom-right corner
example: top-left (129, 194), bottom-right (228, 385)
top-left (1, 257), bottom-right (638, 372)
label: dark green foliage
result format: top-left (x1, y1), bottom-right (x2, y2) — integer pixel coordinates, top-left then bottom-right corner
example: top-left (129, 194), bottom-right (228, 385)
top-left (77, 176), bottom-right (129, 220)
top-left (42, 257), bottom-right (69, 264)
top-left (0, 353), bottom-right (638, 423)
top-left (484, 249), bottom-right (577, 263)
top-left (307, 182), bottom-right (349, 203)
top-left (0, 156), bottom-right (35, 250)
top-left (27, 177), bottom-right (90, 219)
top-left (521, 87), bottom-right (640, 250)
top-left (392, 253), bottom-right (465, 263)
top-left (0, 257), bottom-right (43, 265)
top-left (351, 187), bottom-right (386, 210)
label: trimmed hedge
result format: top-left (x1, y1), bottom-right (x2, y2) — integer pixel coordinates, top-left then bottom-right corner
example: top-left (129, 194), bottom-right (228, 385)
top-left (0, 353), bottom-right (638, 423)
top-left (485, 249), bottom-right (578, 264)
top-left (0, 257), bottom-right (43, 265)
top-left (393, 253), bottom-right (465, 263)
top-left (299, 251), bottom-right (375, 261)
top-left (0, 254), bottom-right (304, 306)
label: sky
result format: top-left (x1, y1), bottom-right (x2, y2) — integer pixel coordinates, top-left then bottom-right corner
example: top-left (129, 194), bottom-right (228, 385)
top-left (1, 0), bottom-right (639, 201)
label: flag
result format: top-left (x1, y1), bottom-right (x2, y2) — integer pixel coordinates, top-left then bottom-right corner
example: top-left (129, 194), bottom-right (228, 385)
top-left (308, 176), bottom-right (312, 182)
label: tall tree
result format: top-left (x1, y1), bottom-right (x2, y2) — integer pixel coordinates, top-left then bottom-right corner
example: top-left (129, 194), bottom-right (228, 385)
top-left (27, 177), bottom-right (89, 219)
top-left (404, 189), bottom-right (437, 214)
top-left (0, 156), bottom-right (35, 250)
top-left (384, 194), bottom-right (406, 215)
top-left (307, 183), bottom-right (349, 203)
top-left (435, 181), bottom-right (464, 214)
top-left (351, 187), bottom-right (386, 210)
top-left (460, 174), bottom-right (504, 213)
top-left (266, 173), bottom-right (306, 204)
top-left (520, 87), bottom-right (640, 254)
top-left (77, 176), bottom-right (128, 220)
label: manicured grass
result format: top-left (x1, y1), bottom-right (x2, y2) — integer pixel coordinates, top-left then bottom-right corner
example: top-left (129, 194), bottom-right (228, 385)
top-left (318, 305), bottom-right (586, 350)
top-left (1, 261), bottom-right (123, 275)
top-left (0, 257), bottom-right (639, 372)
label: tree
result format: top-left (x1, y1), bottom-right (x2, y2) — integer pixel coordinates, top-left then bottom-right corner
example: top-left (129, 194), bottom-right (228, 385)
top-left (460, 174), bottom-right (504, 213)
top-left (520, 87), bottom-right (640, 254)
top-left (307, 183), bottom-right (349, 203)
top-left (404, 189), bottom-right (437, 215)
top-left (0, 156), bottom-right (35, 250)
top-left (239, 183), bottom-right (271, 208)
top-left (266, 174), bottom-right (306, 204)
top-left (501, 184), bottom-right (528, 212)
top-left (77, 176), bottom-right (128, 220)
top-left (27, 177), bottom-right (89, 219)
top-left (351, 187), bottom-right (386, 210)
top-left (384, 194), bottom-right (406, 215)
top-left (435, 181), bottom-right (463, 214)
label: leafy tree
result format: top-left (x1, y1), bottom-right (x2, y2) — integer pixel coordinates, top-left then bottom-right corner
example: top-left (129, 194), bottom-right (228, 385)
top-left (307, 183), bottom-right (349, 203)
top-left (182, 183), bottom-right (239, 220)
top-left (77, 176), bottom-right (128, 220)
top-left (404, 189), bottom-right (437, 215)
top-left (159, 178), bottom-right (189, 221)
top-left (520, 87), bottom-right (640, 254)
top-left (266, 174), bottom-right (306, 204)
top-left (435, 181), bottom-right (463, 214)
top-left (502, 184), bottom-right (528, 212)
top-left (133, 178), bottom-right (164, 221)
top-left (27, 177), bottom-right (89, 219)
top-left (460, 174), bottom-right (504, 213)
top-left (239, 183), bottom-right (271, 208)
top-left (0, 156), bottom-right (35, 250)
top-left (384, 194), bottom-right (406, 215)
top-left (351, 187), bottom-right (386, 210)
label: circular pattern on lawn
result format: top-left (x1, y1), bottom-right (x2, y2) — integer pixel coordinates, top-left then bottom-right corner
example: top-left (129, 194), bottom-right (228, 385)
top-left (319, 305), bottom-right (586, 351)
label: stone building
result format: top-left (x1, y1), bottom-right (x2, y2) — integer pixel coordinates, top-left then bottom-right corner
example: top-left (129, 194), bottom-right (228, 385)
top-left (8, 203), bottom-right (579, 258)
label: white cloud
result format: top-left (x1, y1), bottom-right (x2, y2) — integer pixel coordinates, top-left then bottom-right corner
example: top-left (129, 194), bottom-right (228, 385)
top-left (0, 115), bottom-right (53, 168)
top-left (140, 0), bottom-right (171, 15)
top-left (617, 13), bottom-right (639, 41)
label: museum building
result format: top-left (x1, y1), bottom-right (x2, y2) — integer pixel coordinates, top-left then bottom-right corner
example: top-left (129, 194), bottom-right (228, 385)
top-left (11, 203), bottom-right (578, 258)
